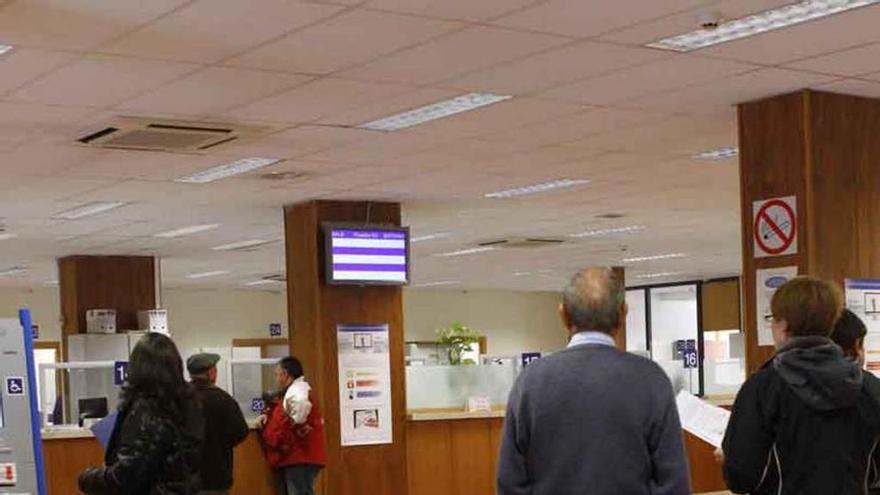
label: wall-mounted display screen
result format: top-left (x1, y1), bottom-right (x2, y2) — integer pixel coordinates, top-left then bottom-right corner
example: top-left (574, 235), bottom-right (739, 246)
top-left (324, 225), bottom-right (410, 286)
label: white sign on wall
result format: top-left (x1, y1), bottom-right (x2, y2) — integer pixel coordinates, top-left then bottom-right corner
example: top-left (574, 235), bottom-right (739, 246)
top-left (756, 266), bottom-right (799, 346)
top-left (337, 324), bottom-right (393, 446)
top-left (753, 196), bottom-right (798, 258)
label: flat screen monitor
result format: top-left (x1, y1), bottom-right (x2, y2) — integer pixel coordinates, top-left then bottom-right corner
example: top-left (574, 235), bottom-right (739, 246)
top-left (324, 224), bottom-right (410, 286)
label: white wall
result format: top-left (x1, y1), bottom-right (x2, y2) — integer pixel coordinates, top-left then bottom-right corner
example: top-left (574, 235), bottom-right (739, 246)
top-left (0, 287), bottom-right (62, 341)
top-left (403, 289), bottom-right (566, 356)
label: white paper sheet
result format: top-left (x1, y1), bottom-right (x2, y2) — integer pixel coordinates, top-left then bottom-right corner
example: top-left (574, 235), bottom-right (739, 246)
top-left (675, 391), bottom-right (730, 448)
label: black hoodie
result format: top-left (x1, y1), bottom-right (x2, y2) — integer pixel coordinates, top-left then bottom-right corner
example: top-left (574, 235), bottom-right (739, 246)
top-left (723, 337), bottom-right (880, 495)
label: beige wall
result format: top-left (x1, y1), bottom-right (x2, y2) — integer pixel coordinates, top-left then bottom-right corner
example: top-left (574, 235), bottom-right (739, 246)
top-left (403, 289), bottom-right (566, 356)
top-left (0, 287), bottom-right (62, 340)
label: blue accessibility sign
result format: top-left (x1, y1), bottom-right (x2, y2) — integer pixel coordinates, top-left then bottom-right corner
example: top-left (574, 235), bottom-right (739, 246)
top-left (5, 376), bottom-right (24, 396)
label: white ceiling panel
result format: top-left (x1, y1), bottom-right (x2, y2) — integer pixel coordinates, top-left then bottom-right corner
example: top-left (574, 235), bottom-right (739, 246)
top-left (786, 42), bottom-right (880, 77)
top-left (226, 9), bottom-right (462, 75)
top-left (61, 148), bottom-right (240, 182)
top-left (367, 0), bottom-right (540, 22)
top-left (116, 67), bottom-right (311, 116)
top-left (815, 79), bottom-right (880, 99)
top-left (317, 87), bottom-right (461, 127)
top-left (0, 0), bottom-right (188, 51)
top-left (211, 125), bottom-right (376, 160)
top-left (7, 54), bottom-right (197, 107)
top-left (492, 0), bottom-right (709, 38)
top-left (0, 143), bottom-right (102, 179)
top-left (339, 26), bottom-right (569, 85)
top-left (100, 0), bottom-right (345, 64)
top-left (0, 48), bottom-right (78, 95)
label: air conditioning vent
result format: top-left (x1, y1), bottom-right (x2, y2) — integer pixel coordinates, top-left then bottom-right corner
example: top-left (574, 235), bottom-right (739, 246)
top-left (478, 237), bottom-right (567, 249)
top-left (76, 117), bottom-right (269, 153)
top-left (262, 273), bottom-right (286, 282)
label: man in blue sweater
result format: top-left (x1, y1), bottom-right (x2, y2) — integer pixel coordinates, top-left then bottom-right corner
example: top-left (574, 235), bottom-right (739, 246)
top-left (497, 267), bottom-right (691, 495)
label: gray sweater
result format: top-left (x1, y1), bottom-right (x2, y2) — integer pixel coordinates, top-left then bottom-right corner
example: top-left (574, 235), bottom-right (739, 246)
top-left (497, 344), bottom-right (691, 495)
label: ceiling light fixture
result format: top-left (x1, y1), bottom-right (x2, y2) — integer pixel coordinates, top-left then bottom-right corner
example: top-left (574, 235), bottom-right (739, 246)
top-left (485, 179), bottom-right (590, 199)
top-left (175, 157), bottom-right (283, 184)
top-left (434, 246), bottom-right (497, 257)
top-left (636, 272), bottom-right (683, 279)
top-left (571, 226), bottom-right (647, 238)
top-left (44, 280), bottom-right (59, 286)
top-left (0, 45), bottom-right (12, 57)
top-left (415, 280), bottom-right (461, 288)
top-left (359, 93), bottom-right (512, 132)
top-left (212, 239), bottom-right (277, 251)
top-left (623, 253), bottom-right (688, 263)
top-left (0, 266), bottom-right (27, 277)
top-left (186, 270), bottom-right (230, 279)
top-left (411, 232), bottom-right (452, 243)
top-left (694, 147), bottom-right (739, 160)
top-left (243, 279), bottom-right (283, 287)
top-left (154, 223), bottom-right (220, 239)
top-left (52, 201), bottom-right (126, 220)
top-left (647, 0), bottom-right (880, 52)
top-left (0, 233), bottom-right (17, 241)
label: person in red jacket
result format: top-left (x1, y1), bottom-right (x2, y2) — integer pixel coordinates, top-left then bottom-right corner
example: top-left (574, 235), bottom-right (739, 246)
top-left (258, 356), bottom-right (326, 495)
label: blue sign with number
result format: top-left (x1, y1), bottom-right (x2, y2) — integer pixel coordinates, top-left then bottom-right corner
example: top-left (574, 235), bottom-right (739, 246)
top-left (521, 352), bottom-right (542, 367)
top-left (251, 398), bottom-right (265, 413)
top-left (683, 340), bottom-right (698, 369)
top-left (5, 376), bottom-right (24, 396)
top-left (114, 361), bottom-right (129, 386)
top-left (269, 323), bottom-right (282, 337)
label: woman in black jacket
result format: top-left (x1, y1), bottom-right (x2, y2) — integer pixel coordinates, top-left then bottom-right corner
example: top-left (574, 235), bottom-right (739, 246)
top-left (79, 332), bottom-right (204, 495)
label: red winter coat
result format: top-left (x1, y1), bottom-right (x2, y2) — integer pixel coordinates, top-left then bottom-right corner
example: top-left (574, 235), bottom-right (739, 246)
top-left (260, 394), bottom-right (327, 468)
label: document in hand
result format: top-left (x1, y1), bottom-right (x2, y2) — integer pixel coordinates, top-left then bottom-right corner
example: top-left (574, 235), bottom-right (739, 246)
top-left (675, 391), bottom-right (730, 448)
top-left (89, 410), bottom-right (119, 450)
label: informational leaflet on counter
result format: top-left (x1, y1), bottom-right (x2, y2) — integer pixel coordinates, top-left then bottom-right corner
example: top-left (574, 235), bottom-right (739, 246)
top-left (845, 279), bottom-right (880, 376)
top-left (337, 324), bottom-right (393, 446)
top-left (756, 267), bottom-right (799, 346)
top-left (675, 391), bottom-right (730, 449)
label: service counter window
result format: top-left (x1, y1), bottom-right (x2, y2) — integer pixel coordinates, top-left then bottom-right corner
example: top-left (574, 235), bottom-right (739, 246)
top-left (625, 289), bottom-right (648, 354)
top-left (650, 284), bottom-right (700, 395)
top-left (38, 361), bottom-right (118, 427)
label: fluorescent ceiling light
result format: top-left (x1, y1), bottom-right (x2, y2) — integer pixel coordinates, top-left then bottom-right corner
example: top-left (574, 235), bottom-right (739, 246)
top-left (53, 201), bottom-right (126, 220)
top-left (694, 147), bottom-right (739, 160)
top-left (154, 223), bottom-right (220, 238)
top-left (411, 232), bottom-right (451, 243)
top-left (571, 226), bottom-right (646, 238)
top-left (0, 45), bottom-right (12, 56)
top-left (176, 157), bottom-right (282, 184)
top-left (44, 280), bottom-right (59, 286)
top-left (636, 272), bottom-right (683, 279)
top-left (186, 270), bottom-right (230, 279)
top-left (434, 246), bottom-right (497, 258)
top-left (359, 93), bottom-right (512, 131)
top-left (623, 253), bottom-right (687, 263)
top-left (0, 266), bottom-right (27, 277)
top-left (647, 0), bottom-right (880, 52)
top-left (243, 279), bottom-right (283, 287)
top-left (0, 233), bottom-right (17, 241)
top-left (212, 239), bottom-right (277, 251)
top-left (415, 281), bottom-right (461, 288)
top-left (485, 179), bottom-right (590, 199)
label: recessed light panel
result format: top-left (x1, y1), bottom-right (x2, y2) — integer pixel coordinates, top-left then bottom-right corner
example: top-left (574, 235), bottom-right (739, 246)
top-left (359, 93), bottom-right (512, 132)
top-left (186, 270), bottom-right (230, 279)
top-left (176, 157), bottom-right (282, 184)
top-left (434, 247), bottom-right (497, 257)
top-left (485, 179), bottom-right (590, 199)
top-left (694, 147), bottom-right (739, 160)
top-left (0, 45), bottom-right (13, 57)
top-left (411, 232), bottom-right (452, 243)
top-left (154, 223), bottom-right (220, 238)
top-left (53, 202), bottom-right (126, 220)
top-left (647, 0), bottom-right (880, 52)
top-left (623, 253), bottom-right (687, 263)
top-left (571, 226), bottom-right (646, 238)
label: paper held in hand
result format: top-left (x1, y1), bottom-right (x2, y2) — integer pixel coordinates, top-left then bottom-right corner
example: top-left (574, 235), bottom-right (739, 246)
top-left (675, 391), bottom-right (731, 449)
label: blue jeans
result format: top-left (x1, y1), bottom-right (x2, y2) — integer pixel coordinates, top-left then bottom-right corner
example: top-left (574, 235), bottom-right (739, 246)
top-left (279, 465), bottom-right (320, 495)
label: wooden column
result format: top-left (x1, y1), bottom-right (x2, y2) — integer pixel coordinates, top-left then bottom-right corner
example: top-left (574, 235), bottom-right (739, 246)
top-left (58, 255), bottom-right (157, 354)
top-left (284, 201), bottom-right (407, 495)
top-left (739, 90), bottom-right (880, 374)
top-left (613, 266), bottom-right (626, 350)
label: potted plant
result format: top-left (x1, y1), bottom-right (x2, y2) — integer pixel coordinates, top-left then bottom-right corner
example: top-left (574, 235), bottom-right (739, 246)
top-left (437, 323), bottom-right (480, 365)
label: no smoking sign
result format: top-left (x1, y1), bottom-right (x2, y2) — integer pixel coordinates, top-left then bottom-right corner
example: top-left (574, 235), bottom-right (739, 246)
top-left (753, 196), bottom-right (797, 258)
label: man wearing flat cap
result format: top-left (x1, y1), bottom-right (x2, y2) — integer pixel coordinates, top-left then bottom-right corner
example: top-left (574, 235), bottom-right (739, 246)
top-left (187, 353), bottom-right (249, 495)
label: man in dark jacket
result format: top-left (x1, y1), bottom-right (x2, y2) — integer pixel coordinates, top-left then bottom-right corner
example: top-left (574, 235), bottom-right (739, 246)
top-left (187, 353), bottom-right (249, 495)
top-left (497, 267), bottom-right (690, 495)
top-left (722, 277), bottom-right (880, 495)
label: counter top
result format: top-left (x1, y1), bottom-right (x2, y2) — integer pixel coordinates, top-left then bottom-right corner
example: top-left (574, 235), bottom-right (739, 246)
top-left (704, 394), bottom-right (736, 407)
top-left (43, 417), bottom-right (263, 440)
top-left (407, 407), bottom-right (506, 422)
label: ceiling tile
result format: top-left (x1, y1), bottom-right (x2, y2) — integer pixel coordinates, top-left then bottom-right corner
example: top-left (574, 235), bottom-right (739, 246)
top-left (211, 125), bottom-right (376, 159)
top-left (225, 77), bottom-right (412, 124)
top-left (815, 79), bottom-right (880, 99)
top-left (226, 9), bottom-right (462, 75)
top-left (116, 67), bottom-right (311, 116)
top-left (0, 48), bottom-right (78, 95)
top-left (339, 26), bottom-right (569, 85)
top-left (0, 0), bottom-right (188, 51)
top-left (542, 56), bottom-right (759, 105)
top-left (0, 144), bottom-right (102, 179)
top-left (367, 0), bottom-right (539, 21)
top-left (492, 0), bottom-right (709, 38)
top-left (441, 40), bottom-right (668, 95)
top-left (317, 87), bottom-right (461, 127)
top-left (786, 42), bottom-right (880, 77)
top-left (8, 54), bottom-right (197, 107)
top-left (100, 0), bottom-right (345, 64)
top-left (60, 148), bottom-right (247, 182)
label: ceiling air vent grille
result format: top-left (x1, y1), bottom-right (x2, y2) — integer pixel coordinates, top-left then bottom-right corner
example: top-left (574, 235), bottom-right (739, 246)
top-left (262, 273), bottom-right (287, 283)
top-left (76, 117), bottom-right (269, 153)
top-left (478, 237), bottom-right (566, 249)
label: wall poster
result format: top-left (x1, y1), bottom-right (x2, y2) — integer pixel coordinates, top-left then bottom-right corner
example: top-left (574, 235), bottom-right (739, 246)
top-left (337, 324), bottom-right (393, 446)
top-left (845, 279), bottom-right (880, 376)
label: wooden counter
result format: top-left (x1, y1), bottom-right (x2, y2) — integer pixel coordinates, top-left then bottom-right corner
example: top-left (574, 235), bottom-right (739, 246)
top-left (43, 431), bottom-right (276, 495)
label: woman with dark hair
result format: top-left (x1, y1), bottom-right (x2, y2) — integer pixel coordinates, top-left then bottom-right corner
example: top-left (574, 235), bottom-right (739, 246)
top-left (832, 308), bottom-right (868, 366)
top-left (79, 332), bottom-right (204, 495)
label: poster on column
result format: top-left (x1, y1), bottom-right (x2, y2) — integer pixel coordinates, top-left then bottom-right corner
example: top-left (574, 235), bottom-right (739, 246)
top-left (844, 279), bottom-right (880, 376)
top-left (756, 267), bottom-right (799, 346)
top-left (337, 324), bottom-right (393, 446)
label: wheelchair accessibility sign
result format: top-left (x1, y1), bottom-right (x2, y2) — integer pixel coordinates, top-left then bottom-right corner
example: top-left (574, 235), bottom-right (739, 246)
top-left (5, 376), bottom-right (24, 396)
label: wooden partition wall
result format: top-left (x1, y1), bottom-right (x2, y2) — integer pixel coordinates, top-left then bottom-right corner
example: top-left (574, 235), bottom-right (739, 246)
top-left (284, 201), bottom-right (407, 495)
top-left (739, 90), bottom-right (880, 374)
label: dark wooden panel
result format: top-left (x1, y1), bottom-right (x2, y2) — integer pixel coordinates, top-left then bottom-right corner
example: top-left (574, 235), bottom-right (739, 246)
top-left (612, 266), bottom-right (626, 350)
top-left (231, 432), bottom-right (278, 495)
top-left (684, 432), bottom-right (726, 493)
top-left (450, 420), bottom-right (496, 495)
top-left (43, 437), bottom-right (103, 494)
top-left (701, 279), bottom-right (741, 332)
top-left (406, 421), bottom-right (454, 495)
top-left (285, 201), bottom-right (407, 495)
top-left (738, 92), bottom-right (809, 375)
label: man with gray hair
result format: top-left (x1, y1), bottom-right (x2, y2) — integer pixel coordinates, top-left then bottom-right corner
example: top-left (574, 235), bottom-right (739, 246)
top-left (497, 267), bottom-right (691, 495)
